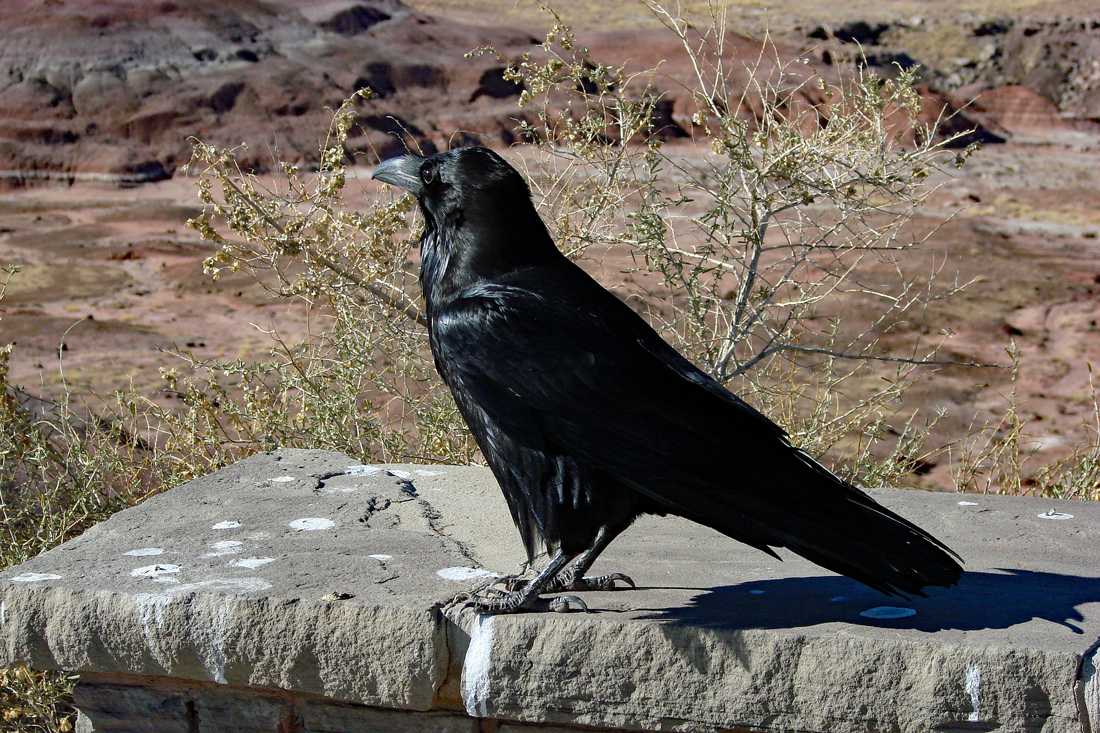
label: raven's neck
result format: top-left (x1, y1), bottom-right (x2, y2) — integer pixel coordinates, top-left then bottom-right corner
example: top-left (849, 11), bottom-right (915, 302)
top-left (419, 203), bottom-right (562, 315)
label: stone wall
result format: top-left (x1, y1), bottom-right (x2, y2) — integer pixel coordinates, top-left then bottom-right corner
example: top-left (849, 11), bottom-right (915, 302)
top-left (1, 449), bottom-right (1097, 732)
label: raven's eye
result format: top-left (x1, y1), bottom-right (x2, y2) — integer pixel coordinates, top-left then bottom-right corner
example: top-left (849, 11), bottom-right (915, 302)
top-left (420, 166), bottom-right (435, 185)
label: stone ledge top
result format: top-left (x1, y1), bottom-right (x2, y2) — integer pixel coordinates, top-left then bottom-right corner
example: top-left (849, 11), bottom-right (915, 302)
top-left (1, 448), bottom-right (1098, 733)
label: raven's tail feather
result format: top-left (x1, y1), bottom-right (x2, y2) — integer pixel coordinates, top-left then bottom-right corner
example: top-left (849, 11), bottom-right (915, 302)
top-left (686, 451), bottom-right (963, 597)
top-left (772, 499), bottom-right (963, 597)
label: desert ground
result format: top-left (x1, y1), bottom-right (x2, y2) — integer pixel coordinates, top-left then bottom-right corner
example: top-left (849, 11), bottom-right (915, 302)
top-left (1, 0), bottom-right (1099, 493)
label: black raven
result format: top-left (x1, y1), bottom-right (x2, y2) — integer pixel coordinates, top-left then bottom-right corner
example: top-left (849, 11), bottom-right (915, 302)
top-left (372, 146), bottom-right (963, 614)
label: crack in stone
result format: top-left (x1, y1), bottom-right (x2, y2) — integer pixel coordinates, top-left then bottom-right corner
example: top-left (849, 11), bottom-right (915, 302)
top-left (358, 496), bottom-right (393, 525)
top-left (402, 478), bottom-right (480, 567)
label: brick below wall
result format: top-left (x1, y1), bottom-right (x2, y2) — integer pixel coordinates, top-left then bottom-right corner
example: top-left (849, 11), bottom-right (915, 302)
top-left (71, 672), bottom-right (649, 733)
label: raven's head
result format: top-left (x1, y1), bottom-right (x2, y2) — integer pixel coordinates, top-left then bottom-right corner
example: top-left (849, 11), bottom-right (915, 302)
top-left (371, 146), bottom-right (533, 230)
top-left (372, 147), bottom-right (560, 298)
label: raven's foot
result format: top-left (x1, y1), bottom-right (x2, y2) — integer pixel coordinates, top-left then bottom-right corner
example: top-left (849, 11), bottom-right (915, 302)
top-left (546, 569), bottom-right (635, 593)
top-left (486, 570), bottom-right (537, 593)
top-left (446, 588), bottom-right (589, 615)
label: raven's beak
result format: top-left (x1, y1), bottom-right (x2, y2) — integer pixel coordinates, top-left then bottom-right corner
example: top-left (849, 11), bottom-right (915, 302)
top-left (371, 154), bottom-right (425, 195)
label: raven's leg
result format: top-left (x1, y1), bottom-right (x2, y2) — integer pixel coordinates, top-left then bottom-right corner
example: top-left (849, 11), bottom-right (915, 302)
top-left (544, 525), bottom-right (635, 593)
top-left (451, 550), bottom-right (588, 614)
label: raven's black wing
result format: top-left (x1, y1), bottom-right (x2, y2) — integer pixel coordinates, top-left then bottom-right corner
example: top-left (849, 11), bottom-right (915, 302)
top-left (434, 266), bottom-right (962, 596)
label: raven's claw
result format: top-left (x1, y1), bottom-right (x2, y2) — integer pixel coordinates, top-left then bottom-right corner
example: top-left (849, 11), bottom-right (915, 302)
top-left (546, 570), bottom-right (635, 593)
top-left (548, 595), bottom-right (589, 613)
top-left (446, 588), bottom-right (591, 615)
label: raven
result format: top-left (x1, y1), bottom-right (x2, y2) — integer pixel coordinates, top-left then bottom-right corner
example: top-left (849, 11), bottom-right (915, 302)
top-left (372, 146), bottom-right (963, 614)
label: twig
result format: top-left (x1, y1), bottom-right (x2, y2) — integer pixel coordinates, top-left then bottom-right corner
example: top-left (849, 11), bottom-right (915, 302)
top-left (219, 175), bottom-right (428, 327)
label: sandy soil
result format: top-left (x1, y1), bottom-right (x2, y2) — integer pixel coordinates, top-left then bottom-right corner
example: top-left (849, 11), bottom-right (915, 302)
top-left (407, 0), bottom-right (1100, 33)
top-left (3, 134), bottom-right (1099, 493)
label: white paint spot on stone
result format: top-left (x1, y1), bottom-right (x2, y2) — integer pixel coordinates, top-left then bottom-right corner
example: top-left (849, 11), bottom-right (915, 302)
top-left (289, 517), bottom-right (334, 531)
top-left (437, 567), bottom-right (500, 581)
top-left (269, 475), bottom-right (295, 483)
top-left (0, 599), bottom-right (5, 626)
top-left (322, 486), bottom-right (359, 494)
top-left (966, 662), bottom-right (981, 722)
top-left (830, 596), bottom-right (847, 602)
top-left (10, 572), bottom-right (63, 582)
top-left (211, 521), bottom-right (241, 530)
top-left (369, 554), bottom-right (392, 561)
top-left (463, 614), bottom-right (495, 717)
top-left (345, 464), bottom-right (382, 476)
top-left (748, 589), bottom-right (765, 595)
top-left (130, 564), bottom-right (182, 580)
top-left (229, 557), bottom-right (275, 569)
top-left (860, 606), bottom-right (916, 619)
top-left (958, 501), bottom-right (979, 506)
top-left (1038, 510), bottom-right (1073, 520)
top-left (202, 541), bottom-right (244, 558)
top-left (124, 548), bottom-right (164, 557)
top-left (415, 469), bottom-right (444, 476)
top-left (387, 469), bottom-right (412, 479)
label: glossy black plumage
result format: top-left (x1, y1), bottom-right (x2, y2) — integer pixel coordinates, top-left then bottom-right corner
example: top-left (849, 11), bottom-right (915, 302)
top-left (372, 147), bottom-right (963, 610)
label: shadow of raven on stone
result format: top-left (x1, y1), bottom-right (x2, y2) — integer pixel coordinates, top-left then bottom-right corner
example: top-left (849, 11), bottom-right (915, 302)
top-left (637, 568), bottom-right (1099, 633)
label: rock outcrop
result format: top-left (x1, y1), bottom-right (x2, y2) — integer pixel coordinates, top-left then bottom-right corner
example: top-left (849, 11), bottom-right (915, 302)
top-left (805, 13), bottom-right (1100, 142)
top-left (0, 0), bottom-right (541, 186)
top-left (0, 0), bottom-right (1009, 188)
